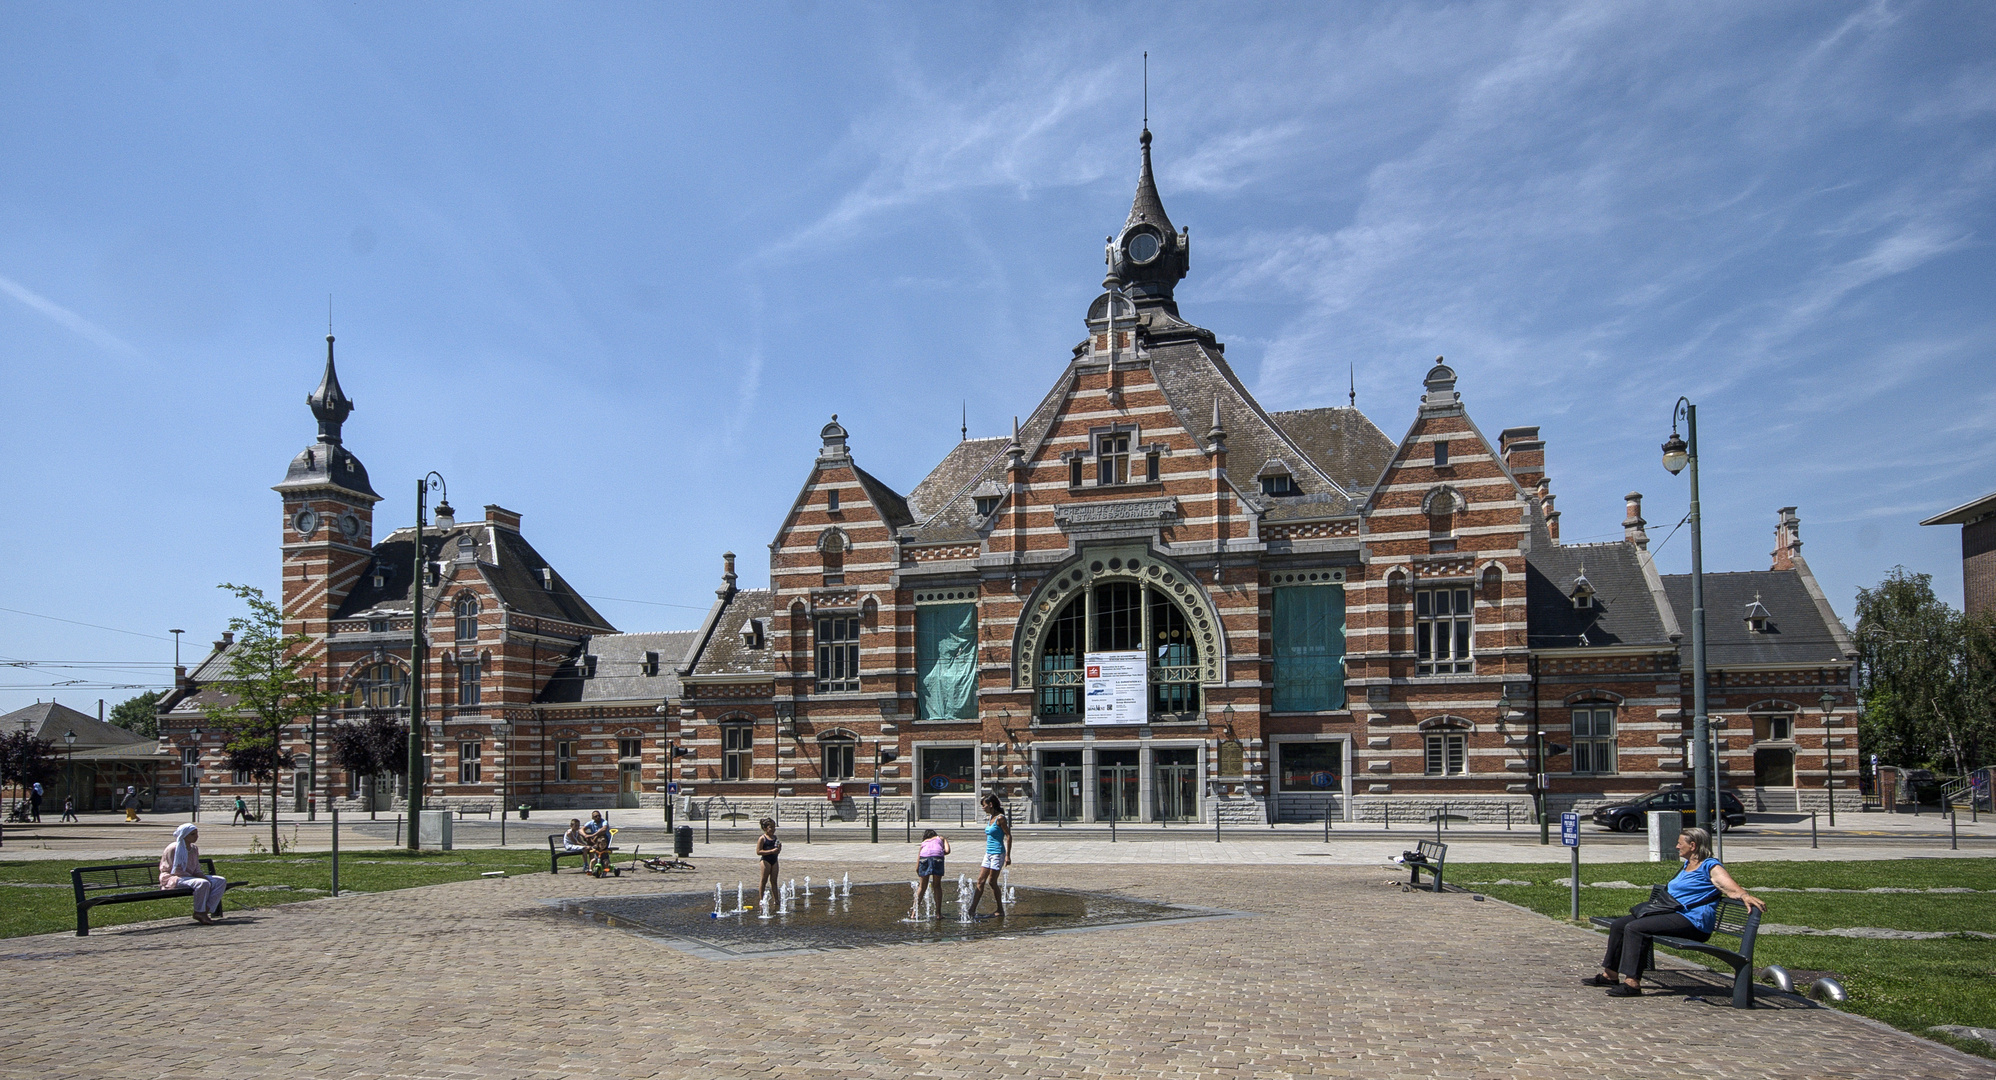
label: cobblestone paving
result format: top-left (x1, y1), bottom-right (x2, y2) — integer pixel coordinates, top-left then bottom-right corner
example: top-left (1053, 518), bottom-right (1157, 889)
top-left (2, 860), bottom-right (1991, 1080)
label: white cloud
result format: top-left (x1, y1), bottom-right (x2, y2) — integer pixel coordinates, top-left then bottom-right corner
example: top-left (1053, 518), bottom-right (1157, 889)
top-left (0, 275), bottom-right (139, 357)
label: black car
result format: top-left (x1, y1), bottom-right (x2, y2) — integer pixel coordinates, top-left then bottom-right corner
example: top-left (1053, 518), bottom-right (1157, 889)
top-left (1591, 788), bottom-right (1747, 832)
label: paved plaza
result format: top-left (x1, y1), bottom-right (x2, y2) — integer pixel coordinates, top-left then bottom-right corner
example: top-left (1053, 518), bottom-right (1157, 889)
top-left (3, 829), bottom-right (1993, 1079)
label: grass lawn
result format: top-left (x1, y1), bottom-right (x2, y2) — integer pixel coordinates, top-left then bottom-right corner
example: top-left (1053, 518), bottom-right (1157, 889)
top-left (1450, 858), bottom-right (1996, 1060)
top-left (0, 848), bottom-right (556, 939)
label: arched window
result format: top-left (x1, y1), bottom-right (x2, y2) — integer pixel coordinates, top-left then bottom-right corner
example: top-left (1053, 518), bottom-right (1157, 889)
top-left (347, 662), bottom-right (406, 712)
top-left (819, 731), bottom-right (857, 781)
top-left (1034, 582), bottom-right (1202, 722)
top-left (454, 594), bottom-right (480, 641)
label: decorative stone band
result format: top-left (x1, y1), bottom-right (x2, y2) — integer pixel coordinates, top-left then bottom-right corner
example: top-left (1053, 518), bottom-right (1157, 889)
top-left (1052, 496), bottom-right (1181, 536)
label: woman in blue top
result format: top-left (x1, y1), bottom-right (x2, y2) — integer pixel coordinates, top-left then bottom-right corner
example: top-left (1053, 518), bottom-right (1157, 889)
top-left (1590, 826), bottom-right (1764, 997)
top-left (967, 793), bottom-right (1012, 917)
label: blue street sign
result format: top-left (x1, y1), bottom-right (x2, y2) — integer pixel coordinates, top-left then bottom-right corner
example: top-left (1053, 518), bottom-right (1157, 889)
top-left (868, 782), bottom-right (881, 797)
top-left (667, 782), bottom-right (679, 795)
top-left (1560, 811), bottom-right (1580, 848)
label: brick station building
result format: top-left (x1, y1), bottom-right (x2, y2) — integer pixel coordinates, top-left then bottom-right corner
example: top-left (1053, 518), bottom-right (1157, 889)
top-left (154, 128), bottom-right (1860, 823)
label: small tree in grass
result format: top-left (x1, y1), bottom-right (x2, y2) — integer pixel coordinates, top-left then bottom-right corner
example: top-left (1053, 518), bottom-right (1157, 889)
top-left (200, 583), bottom-right (338, 851)
top-left (328, 711), bottom-right (409, 818)
top-left (0, 731), bottom-right (58, 808)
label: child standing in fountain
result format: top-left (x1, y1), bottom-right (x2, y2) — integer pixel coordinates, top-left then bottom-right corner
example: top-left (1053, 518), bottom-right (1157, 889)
top-left (911, 829), bottom-right (950, 917)
top-left (755, 818), bottom-right (782, 906)
top-left (969, 793), bottom-right (1011, 917)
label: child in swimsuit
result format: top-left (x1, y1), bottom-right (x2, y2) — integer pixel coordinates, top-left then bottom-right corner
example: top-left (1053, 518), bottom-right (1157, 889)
top-left (911, 829), bottom-right (950, 917)
top-left (755, 818), bottom-right (781, 906)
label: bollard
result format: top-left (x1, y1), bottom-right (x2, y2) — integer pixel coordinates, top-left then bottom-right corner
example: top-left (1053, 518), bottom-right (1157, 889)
top-left (331, 806), bottom-right (340, 897)
top-left (705, 811), bottom-right (711, 846)
top-left (1811, 810), bottom-right (1818, 849)
top-left (1384, 803), bottom-right (1390, 831)
top-left (805, 812), bottom-right (810, 845)
top-left (1951, 810), bottom-right (1958, 851)
top-left (1324, 806), bottom-right (1331, 843)
top-left (1506, 804), bottom-right (1512, 831)
top-left (1111, 811), bottom-right (1117, 843)
top-left (1215, 808), bottom-right (1221, 844)
top-left (1435, 809), bottom-right (1443, 844)
top-left (905, 806), bottom-right (912, 844)
top-left (870, 807), bottom-right (878, 844)
top-left (394, 814), bottom-right (402, 847)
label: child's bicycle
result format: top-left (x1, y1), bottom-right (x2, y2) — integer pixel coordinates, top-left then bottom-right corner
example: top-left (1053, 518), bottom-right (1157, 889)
top-left (588, 828), bottom-right (621, 877)
top-left (638, 852), bottom-right (696, 872)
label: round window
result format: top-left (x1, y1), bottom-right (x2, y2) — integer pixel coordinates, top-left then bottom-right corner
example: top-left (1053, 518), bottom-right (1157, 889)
top-left (1127, 230), bottom-right (1161, 264)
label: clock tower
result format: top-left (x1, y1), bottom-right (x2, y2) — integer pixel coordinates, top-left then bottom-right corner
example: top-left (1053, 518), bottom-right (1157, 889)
top-left (272, 334), bottom-right (382, 652)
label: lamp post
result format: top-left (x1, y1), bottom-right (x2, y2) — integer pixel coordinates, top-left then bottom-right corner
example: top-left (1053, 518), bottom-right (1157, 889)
top-left (1661, 398), bottom-right (1713, 832)
top-left (1819, 690), bottom-right (1839, 827)
top-left (63, 730), bottom-right (76, 817)
top-left (188, 726), bottom-right (203, 822)
top-left (655, 703), bottom-right (676, 832)
top-left (408, 471), bottom-right (448, 851)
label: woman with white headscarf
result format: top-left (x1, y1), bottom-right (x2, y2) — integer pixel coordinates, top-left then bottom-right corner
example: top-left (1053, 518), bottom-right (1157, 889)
top-left (159, 823), bottom-right (228, 924)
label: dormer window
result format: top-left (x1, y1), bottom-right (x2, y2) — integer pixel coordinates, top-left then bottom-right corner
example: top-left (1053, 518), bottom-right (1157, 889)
top-left (974, 495), bottom-right (1001, 517)
top-left (1570, 571), bottom-right (1595, 610)
top-left (1261, 474), bottom-right (1297, 497)
top-left (372, 569), bottom-right (387, 590)
top-left (740, 618), bottom-right (766, 649)
top-left (540, 568), bottom-right (555, 591)
top-left (643, 650), bottom-right (660, 677)
top-left (368, 618), bottom-right (388, 634)
top-left (1745, 593), bottom-right (1772, 633)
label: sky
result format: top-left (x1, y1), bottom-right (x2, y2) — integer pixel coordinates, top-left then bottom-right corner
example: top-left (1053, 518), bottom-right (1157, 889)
top-left (2, 1), bottom-right (1991, 716)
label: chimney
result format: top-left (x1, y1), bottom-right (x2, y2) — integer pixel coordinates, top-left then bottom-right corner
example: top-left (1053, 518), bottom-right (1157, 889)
top-left (718, 551), bottom-right (739, 600)
top-left (1623, 492), bottom-right (1649, 549)
top-left (1541, 481), bottom-right (1560, 542)
top-left (1772, 507), bottom-right (1802, 570)
top-left (174, 665), bottom-right (189, 687)
top-left (1499, 426), bottom-right (1545, 491)
top-left (484, 505), bottom-right (523, 532)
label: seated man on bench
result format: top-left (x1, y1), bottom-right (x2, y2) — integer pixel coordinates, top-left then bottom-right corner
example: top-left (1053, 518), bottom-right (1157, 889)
top-left (1588, 826), bottom-right (1764, 997)
top-left (159, 823), bottom-right (228, 925)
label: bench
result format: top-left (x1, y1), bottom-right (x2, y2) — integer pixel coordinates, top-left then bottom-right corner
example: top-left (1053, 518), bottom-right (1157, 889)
top-left (1590, 884), bottom-right (1764, 1008)
top-left (454, 804), bottom-right (495, 819)
top-left (1406, 840), bottom-right (1446, 892)
top-left (71, 859), bottom-right (248, 937)
top-left (548, 833), bottom-right (619, 875)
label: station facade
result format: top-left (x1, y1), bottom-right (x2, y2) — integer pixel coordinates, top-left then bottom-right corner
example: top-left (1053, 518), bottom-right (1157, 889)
top-left (153, 129), bottom-right (1860, 824)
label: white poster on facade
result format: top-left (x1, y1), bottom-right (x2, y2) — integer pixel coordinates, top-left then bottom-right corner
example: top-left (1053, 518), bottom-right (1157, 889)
top-left (1084, 650), bottom-right (1147, 725)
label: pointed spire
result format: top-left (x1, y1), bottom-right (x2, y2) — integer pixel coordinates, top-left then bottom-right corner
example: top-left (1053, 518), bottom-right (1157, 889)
top-left (1349, 364), bottom-right (1356, 408)
top-left (307, 333), bottom-right (355, 444)
top-left (1126, 127), bottom-right (1175, 237)
top-left (961, 401), bottom-right (968, 442)
top-left (1207, 395), bottom-right (1227, 452)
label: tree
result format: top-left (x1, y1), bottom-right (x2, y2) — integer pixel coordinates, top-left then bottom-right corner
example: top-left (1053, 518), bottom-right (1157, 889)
top-left (199, 583), bottom-right (337, 850)
top-left (327, 711), bottom-right (408, 816)
top-left (1855, 567), bottom-right (1996, 775)
top-left (0, 730), bottom-right (59, 806)
top-left (109, 690), bottom-right (164, 739)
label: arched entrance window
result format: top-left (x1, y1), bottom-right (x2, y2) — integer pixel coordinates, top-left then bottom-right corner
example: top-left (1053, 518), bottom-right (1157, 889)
top-left (819, 731), bottom-right (857, 781)
top-left (1034, 581), bottom-right (1203, 722)
top-left (346, 662), bottom-right (406, 712)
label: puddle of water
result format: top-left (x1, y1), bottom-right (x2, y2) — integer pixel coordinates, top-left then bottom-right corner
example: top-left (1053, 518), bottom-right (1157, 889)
top-left (547, 882), bottom-right (1244, 959)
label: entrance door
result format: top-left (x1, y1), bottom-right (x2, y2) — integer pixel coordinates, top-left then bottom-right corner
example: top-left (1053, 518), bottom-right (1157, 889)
top-left (1155, 748), bottom-right (1199, 821)
top-left (1040, 751), bottom-right (1082, 822)
top-left (1754, 748), bottom-right (1795, 788)
top-left (293, 771), bottom-right (309, 813)
top-left (618, 763), bottom-right (641, 809)
top-left (1096, 750), bottom-right (1139, 822)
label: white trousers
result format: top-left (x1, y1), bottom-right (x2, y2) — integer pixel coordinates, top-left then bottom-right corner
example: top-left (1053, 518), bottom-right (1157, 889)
top-left (183, 875), bottom-right (227, 914)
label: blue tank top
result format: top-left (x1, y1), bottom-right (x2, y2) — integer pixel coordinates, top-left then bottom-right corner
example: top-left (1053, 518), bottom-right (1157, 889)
top-left (1666, 858), bottom-right (1724, 933)
top-left (985, 819), bottom-right (1005, 855)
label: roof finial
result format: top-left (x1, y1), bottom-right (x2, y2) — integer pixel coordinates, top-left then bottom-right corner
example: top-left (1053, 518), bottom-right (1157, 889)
top-left (1349, 363), bottom-right (1356, 408)
top-left (1143, 51), bottom-right (1148, 131)
top-left (961, 401), bottom-right (967, 442)
top-left (308, 329), bottom-right (355, 445)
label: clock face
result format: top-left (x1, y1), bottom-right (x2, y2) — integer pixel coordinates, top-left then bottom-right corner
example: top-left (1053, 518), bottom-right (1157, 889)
top-left (1127, 230), bottom-right (1161, 264)
top-left (340, 513), bottom-right (363, 540)
top-left (292, 509), bottom-right (319, 537)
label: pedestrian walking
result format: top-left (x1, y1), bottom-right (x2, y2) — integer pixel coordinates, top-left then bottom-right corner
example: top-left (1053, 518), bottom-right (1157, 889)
top-left (122, 785), bottom-right (141, 823)
top-left (232, 795), bottom-right (250, 826)
top-left (59, 796), bottom-right (76, 823)
top-left (29, 782), bottom-right (43, 822)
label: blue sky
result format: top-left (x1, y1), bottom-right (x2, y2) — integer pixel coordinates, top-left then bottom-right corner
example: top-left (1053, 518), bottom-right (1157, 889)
top-left (3, 2), bottom-right (1991, 714)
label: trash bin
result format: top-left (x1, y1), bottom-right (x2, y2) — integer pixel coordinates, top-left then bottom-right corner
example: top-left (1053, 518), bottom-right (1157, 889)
top-left (674, 825), bottom-right (693, 858)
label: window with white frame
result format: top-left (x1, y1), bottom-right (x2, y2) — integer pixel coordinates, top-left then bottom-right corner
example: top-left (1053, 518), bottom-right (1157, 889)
top-left (1414, 587), bottom-right (1473, 674)
top-left (1424, 732), bottom-right (1467, 776)
top-left (1096, 432), bottom-right (1131, 485)
top-left (556, 739), bottom-right (576, 781)
top-left (721, 724), bottom-right (751, 780)
top-left (1572, 706), bottom-right (1617, 774)
top-left (458, 742), bottom-right (482, 784)
top-left (181, 746), bottom-right (199, 787)
top-left (234, 767), bottom-right (254, 785)
top-left (454, 594), bottom-right (479, 640)
top-left (821, 734), bottom-right (856, 780)
top-left (815, 616), bottom-right (861, 692)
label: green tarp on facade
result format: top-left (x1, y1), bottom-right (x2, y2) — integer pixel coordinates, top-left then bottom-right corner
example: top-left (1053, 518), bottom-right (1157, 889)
top-left (917, 603), bottom-right (978, 720)
top-left (1272, 586), bottom-right (1345, 712)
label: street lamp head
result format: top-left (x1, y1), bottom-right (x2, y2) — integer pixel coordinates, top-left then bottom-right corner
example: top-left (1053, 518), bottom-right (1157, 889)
top-left (64, 729), bottom-right (76, 746)
top-left (1819, 690), bottom-right (1838, 713)
top-left (1661, 431), bottom-right (1689, 475)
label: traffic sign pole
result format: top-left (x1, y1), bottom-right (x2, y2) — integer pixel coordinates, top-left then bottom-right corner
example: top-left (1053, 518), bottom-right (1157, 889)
top-left (1561, 811), bottom-right (1581, 921)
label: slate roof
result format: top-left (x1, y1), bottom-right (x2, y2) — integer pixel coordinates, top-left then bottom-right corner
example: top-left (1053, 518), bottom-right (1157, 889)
top-left (1922, 490), bottom-right (1996, 526)
top-left (333, 522), bottom-right (613, 631)
top-left (851, 465), bottom-right (913, 530)
top-left (159, 637), bottom-right (251, 718)
top-left (907, 437), bottom-right (1010, 523)
top-left (1526, 538), bottom-right (1675, 651)
top-left (0, 701), bottom-right (150, 748)
top-left (686, 590), bottom-right (775, 678)
top-left (537, 630), bottom-right (701, 705)
top-left (1661, 571), bottom-right (1855, 667)
top-left (1267, 407), bottom-right (1396, 496)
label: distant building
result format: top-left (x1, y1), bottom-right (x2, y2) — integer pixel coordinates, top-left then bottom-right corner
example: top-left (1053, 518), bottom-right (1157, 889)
top-left (1921, 491), bottom-right (1996, 619)
top-left (153, 127), bottom-right (1860, 821)
top-left (0, 701), bottom-right (164, 812)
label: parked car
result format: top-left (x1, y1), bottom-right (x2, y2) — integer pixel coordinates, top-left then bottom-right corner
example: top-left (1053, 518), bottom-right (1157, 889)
top-left (1591, 788), bottom-right (1747, 832)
